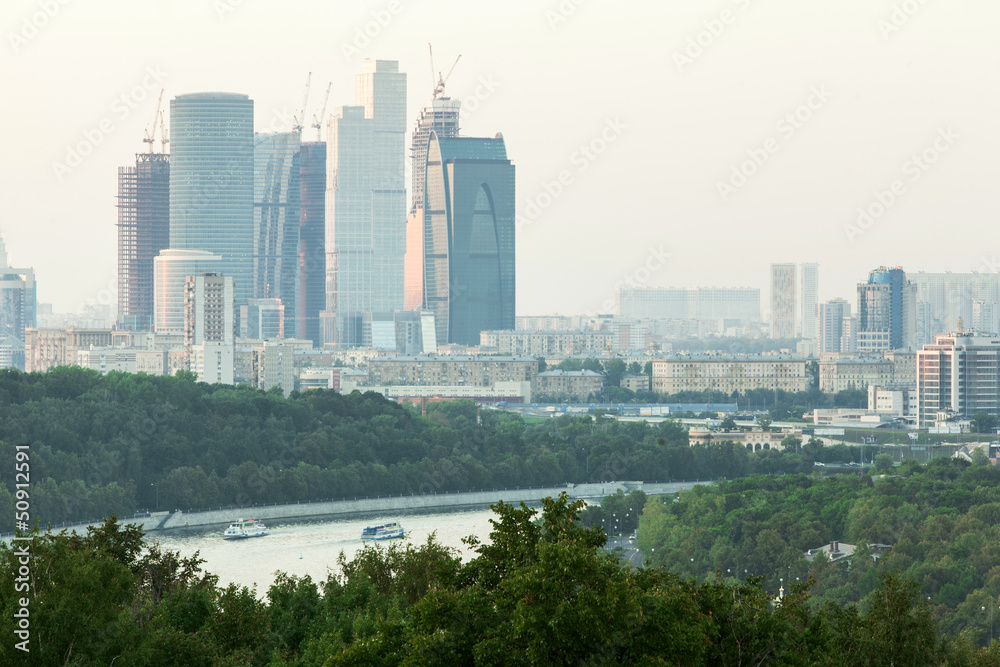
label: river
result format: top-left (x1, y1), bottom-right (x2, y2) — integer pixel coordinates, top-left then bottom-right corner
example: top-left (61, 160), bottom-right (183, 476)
top-left (153, 507), bottom-right (500, 594)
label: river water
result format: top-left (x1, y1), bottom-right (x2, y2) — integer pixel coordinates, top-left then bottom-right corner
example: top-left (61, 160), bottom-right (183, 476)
top-left (153, 507), bottom-right (500, 594)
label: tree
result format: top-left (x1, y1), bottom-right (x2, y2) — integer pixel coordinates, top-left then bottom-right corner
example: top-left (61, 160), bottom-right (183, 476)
top-left (757, 415), bottom-right (773, 432)
top-left (971, 411), bottom-right (998, 434)
top-left (536, 356), bottom-right (547, 373)
top-left (720, 415), bottom-right (738, 432)
top-left (874, 453), bottom-right (894, 473)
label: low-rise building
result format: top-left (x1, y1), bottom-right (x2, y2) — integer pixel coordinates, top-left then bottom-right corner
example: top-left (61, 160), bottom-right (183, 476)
top-left (532, 370), bottom-right (604, 401)
top-left (25, 328), bottom-right (114, 372)
top-left (688, 427), bottom-right (796, 452)
top-left (818, 357), bottom-right (894, 393)
top-left (651, 354), bottom-right (808, 394)
top-left (621, 374), bottom-right (650, 392)
top-left (367, 355), bottom-right (538, 387)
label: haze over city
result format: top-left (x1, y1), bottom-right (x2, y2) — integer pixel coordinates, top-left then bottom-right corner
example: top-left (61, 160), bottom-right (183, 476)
top-left (3, 0), bottom-right (999, 317)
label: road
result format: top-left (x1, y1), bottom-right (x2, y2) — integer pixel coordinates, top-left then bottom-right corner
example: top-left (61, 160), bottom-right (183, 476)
top-left (605, 534), bottom-right (645, 568)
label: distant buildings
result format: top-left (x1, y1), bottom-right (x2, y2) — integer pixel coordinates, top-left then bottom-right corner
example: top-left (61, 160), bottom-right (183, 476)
top-left (909, 271), bottom-right (1000, 338)
top-left (770, 263), bottom-right (796, 339)
top-left (322, 60), bottom-right (407, 347)
top-left (0, 233), bottom-right (35, 369)
top-left (651, 354), bottom-right (808, 394)
top-left (857, 266), bottom-right (917, 354)
top-left (240, 299), bottom-right (285, 339)
top-left (168, 93), bottom-right (255, 310)
top-left (800, 263), bottom-right (819, 340)
top-left (481, 330), bottom-right (612, 356)
top-left (361, 311), bottom-right (436, 354)
top-left (153, 249), bottom-right (224, 334)
top-left (25, 328), bottom-right (113, 373)
top-left (533, 369), bottom-right (604, 401)
top-left (367, 355), bottom-right (536, 387)
top-left (297, 141), bottom-right (326, 346)
top-left (819, 298), bottom-right (853, 354)
top-left (422, 132), bottom-right (515, 345)
top-left (116, 152), bottom-right (169, 331)
top-left (617, 287), bottom-right (760, 325)
top-left (917, 332), bottom-right (1000, 428)
top-left (184, 273), bottom-right (235, 385)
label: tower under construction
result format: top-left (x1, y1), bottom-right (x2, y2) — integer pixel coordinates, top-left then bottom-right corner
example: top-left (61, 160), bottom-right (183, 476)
top-left (117, 152), bottom-right (169, 331)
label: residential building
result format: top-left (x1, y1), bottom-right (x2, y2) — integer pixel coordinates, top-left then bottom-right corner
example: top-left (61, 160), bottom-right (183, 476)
top-left (857, 266), bottom-right (917, 354)
top-left (116, 152), bottom-right (169, 331)
top-left (532, 370), bottom-right (604, 401)
top-left (770, 263), bottom-right (796, 339)
top-left (24, 328), bottom-right (113, 373)
top-left (800, 263), bottom-right (819, 339)
top-left (184, 274), bottom-right (235, 384)
top-left (169, 92), bottom-right (255, 310)
top-left (322, 60), bottom-right (407, 347)
top-left (422, 132), bottom-right (515, 345)
top-left (818, 358), bottom-right (894, 393)
top-left (917, 332), bottom-right (1000, 428)
top-left (621, 374), bottom-right (651, 393)
top-left (366, 355), bottom-right (537, 387)
top-left (819, 299), bottom-right (851, 354)
top-left (480, 330), bottom-right (613, 356)
top-left (651, 354), bottom-right (808, 394)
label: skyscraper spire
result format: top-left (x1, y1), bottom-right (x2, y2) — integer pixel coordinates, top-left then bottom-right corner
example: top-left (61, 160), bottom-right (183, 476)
top-left (0, 230), bottom-right (9, 269)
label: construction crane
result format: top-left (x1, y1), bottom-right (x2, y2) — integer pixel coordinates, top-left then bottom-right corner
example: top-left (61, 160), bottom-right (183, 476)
top-left (311, 82), bottom-right (332, 141)
top-left (158, 107), bottom-right (169, 153)
top-left (428, 43), bottom-right (461, 100)
top-left (292, 72), bottom-right (312, 133)
top-left (143, 89), bottom-right (165, 153)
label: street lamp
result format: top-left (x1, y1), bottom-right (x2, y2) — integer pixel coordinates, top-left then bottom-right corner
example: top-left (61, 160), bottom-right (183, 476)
top-left (150, 483), bottom-right (158, 511)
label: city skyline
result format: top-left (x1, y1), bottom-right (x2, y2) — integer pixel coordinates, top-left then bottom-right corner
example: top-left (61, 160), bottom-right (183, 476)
top-left (3, 0), bottom-right (999, 318)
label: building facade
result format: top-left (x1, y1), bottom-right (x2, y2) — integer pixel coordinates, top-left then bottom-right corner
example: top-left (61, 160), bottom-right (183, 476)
top-left (116, 152), bottom-right (169, 331)
top-left (651, 355), bottom-right (808, 394)
top-left (24, 328), bottom-right (113, 373)
top-left (818, 358), bottom-right (894, 393)
top-left (297, 141), bottom-right (326, 346)
top-left (153, 249), bottom-right (224, 334)
top-left (0, 234), bottom-right (35, 368)
top-left (917, 333), bottom-right (1000, 428)
top-left (322, 60), bottom-right (407, 347)
top-left (532, 370), bottom-right (604, 401)
top-left (819, 298), bottom-right (852, 354)
top-left (423, 133), bottom-right (515, 345)
top-left (169, 92), bottom-right (255, 310)
top-left (770, 263), bottom-right (796, 339)
top-left (800, 263), bottom-right (819, 340)
top-left (480, 330), bottom-right (613, 356)
top-left (367, 355), bottom-right (537, 387)
top-left (857, 266), bottom-right (917, 354)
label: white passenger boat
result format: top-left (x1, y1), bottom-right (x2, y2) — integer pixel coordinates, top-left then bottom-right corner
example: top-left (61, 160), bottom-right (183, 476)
top-left (223, 518), bottom-right (269, 539)
top-left (360, 521), bottom-right (406, 541)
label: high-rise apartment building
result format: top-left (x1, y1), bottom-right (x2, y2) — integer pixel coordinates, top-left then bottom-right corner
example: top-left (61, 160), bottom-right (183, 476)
top-left (819, 298), bottom-right (851, 354)
top-left (800, 263), bottom-right (819, 340)
top-left (253, 132), bottom-right (300, 333)
top-left (770, 263), bottom-right (796, 339)
top-left (184, 273), bottom-right (234, 385)
top-left (917, 332), bottom-right (1000, 428)
top-left (169, 93), bottom-right (254, 310)
top-left (297, 141), bottom-right (326, 346)
top-left (0, 233), bottom-right (36, 354)
top-left (404, 97), bottom-right (461, 310)
top-left (857, 266), bottom-right (917, 354)
top-left (117, 152), bottom-right (169, 331)
top-left (153, 249), bottom-right (224, 334)
top-left (423, 132), bottom-right (515, 346)
top-left (322, 60), bottom-right (407, 347)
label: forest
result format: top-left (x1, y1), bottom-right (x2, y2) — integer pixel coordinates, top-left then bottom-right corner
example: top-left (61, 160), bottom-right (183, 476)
top-left (2, 494), bottom-right (999, 665)
top-left (0, 366), bottom-right (827, 530)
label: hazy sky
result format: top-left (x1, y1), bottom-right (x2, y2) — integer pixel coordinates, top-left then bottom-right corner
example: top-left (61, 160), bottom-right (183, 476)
top-left (2, 0), bottom-right (998, 320)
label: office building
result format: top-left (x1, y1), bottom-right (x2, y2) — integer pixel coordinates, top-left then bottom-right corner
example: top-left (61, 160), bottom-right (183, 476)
top-left (240, 298), bottom-right (285, 339)
top-left (405, 96), bottom-right (461, 310)
top-left (857, 266), bottom-right (917, 354)
top-left (116, 152), bottom-right (169, 331)
top-left (322, 60), bottom-right (407, 347)
top-left (169, 92), bottom-right (254, 309)
top-left (297, 141), bottom-right (326, 346)
top-left (800, 263), bottom-right (819, 339)
top-left (770, 264), bottom-right (796, 339)
top-left (153, 249), bottom-right (224, 334)
top-left (253, 131), bottom-right (300, 332)
top-left (0, 233), bottom-right (36, 365)
top-left (423, 132), bottom-right (515, 345)
top-left (917, 333), bottom-right (1000, 428)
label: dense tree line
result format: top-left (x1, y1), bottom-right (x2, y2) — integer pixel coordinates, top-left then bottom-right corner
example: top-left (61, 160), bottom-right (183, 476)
top-left (3, 496), bottom-right (999, 665)
top-left (639, 458), bottom-right (1000, 647)
top-left (0, 367), bottom-right (823, 530)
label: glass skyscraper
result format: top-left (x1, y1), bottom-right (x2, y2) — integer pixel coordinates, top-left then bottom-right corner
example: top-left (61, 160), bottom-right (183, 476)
top-left (423, 132), bottom-right (515, 346)
top-left (153, 248), bottom-right (224, 334)
top-left (253, 131), bottom-right (300, 335)
top-left (168, 92), bottom-right (254, 310)
top-left (297, 141), bottom-right (326, 346)
top-left (857, 266), bottom-right (917, 353)
top-left (0, 233), bottom-right (36, 353)
top-left (322, 60), bottom-right (406, 347)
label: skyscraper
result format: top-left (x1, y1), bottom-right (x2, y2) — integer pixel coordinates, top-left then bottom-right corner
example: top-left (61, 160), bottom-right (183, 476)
top-left (168, 92), bottom-right (254, 310)
top-left (819, 298), bottom-right (851, 354)
top-left (117, 152), bottom-right (169, 331)
top-left (917, 332), bottom-right (1000, 428)
top-left (800, 262), bottom-right (819, 340)
top-left (770, 263), bottom-right (796, 339)
top-left (857, 266), bottom-right (917, 354)
top-left (423, 131), bottom-right (515, 346)
top-left (0, 232), bottom-right (35, 368)
top-left (405, 97), bottom-right (461, 310)
top-left (253, 131), bottom-right (300, 333)
top-left (185, 273), bottom-right (234, 385)
top-left (322, 60), bottom-right (406, 347)
top-left (297, 141), bottom-right (326, 346)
